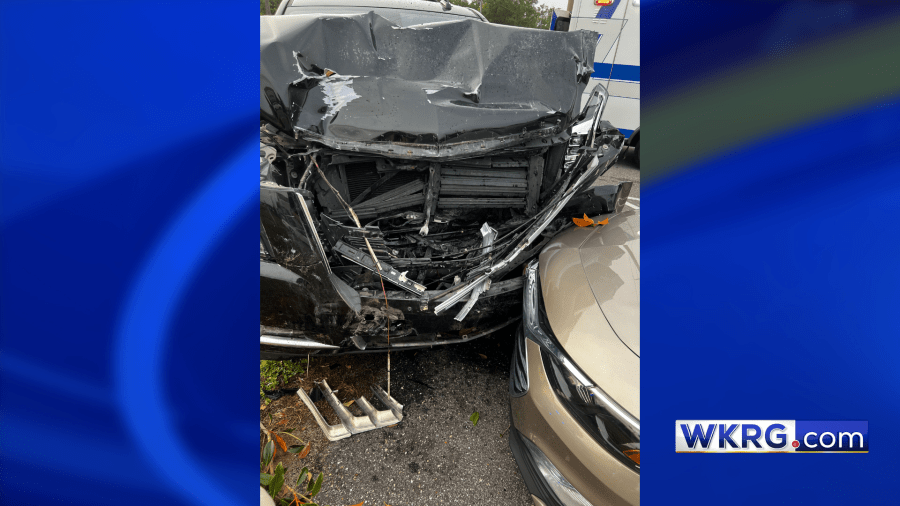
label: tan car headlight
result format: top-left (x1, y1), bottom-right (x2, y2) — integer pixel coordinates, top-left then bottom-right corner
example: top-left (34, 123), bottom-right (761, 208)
top-left (523, 260), bottom-right (640, 473)
top-left (521, 435), bottom-right (593, 506)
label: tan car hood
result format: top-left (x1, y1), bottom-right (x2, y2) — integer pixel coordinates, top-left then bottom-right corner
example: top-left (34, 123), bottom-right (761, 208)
top-left (579, 209), bottom-right (640, 357)
top-left (538, 208), bottom-right (639, 419)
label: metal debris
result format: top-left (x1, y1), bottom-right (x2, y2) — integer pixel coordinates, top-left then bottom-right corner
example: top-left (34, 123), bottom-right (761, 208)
top-left (296, 379), bottom-right (404, 441)
top-left (453, 223), bottom-right (497, 321)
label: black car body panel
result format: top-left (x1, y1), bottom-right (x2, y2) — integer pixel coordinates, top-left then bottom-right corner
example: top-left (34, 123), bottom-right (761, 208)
top-left (260, 13), bottom-right (624, 356)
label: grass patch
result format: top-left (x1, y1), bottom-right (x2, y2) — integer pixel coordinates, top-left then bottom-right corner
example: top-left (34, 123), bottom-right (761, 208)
top-left (261, 359), bottom-right (307, 405)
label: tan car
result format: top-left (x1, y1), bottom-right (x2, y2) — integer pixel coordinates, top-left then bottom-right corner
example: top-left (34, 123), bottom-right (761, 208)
top-left (508, 202), bottom-right (639, 506)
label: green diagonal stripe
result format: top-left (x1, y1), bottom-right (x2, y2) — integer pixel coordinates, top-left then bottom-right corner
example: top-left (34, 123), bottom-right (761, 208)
top-left (642, 16), bottom-right (900, 183)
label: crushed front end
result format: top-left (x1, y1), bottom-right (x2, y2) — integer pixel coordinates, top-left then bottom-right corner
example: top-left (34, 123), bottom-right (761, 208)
top-left (260, 13), bottom-right (625, 357)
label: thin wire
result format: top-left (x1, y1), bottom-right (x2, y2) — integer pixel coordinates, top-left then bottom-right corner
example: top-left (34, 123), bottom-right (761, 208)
top-left (605, 0), bottom-right (630, 89)
top-left (312, 156), bottom-right (392, 396)
top-left (378, 274), bottom-right (391, 397)
top-left (313, 160), bottom-right (383, 269)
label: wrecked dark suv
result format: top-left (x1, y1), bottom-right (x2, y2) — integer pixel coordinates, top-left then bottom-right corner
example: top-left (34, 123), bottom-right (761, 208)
top-left (260, 12), bottom-right (627, 358)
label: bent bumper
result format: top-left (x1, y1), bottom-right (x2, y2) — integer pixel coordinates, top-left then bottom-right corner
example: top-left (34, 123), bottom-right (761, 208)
top-left (260, 273), bottom-right (522, 358)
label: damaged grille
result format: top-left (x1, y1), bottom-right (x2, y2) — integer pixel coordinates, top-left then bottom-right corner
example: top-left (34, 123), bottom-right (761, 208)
top-left (345, 162), bottom-right (379, 201)
top-left (438, 159), bottom-right (528, 209)
top-left (261, 118), bottom-right (625, 316)
top-left (304, 149), bottom-right (556, 295)
top-left (321, 157), bottom-right (532, 220)
top-left (346, 163), bottom-right (424, 204)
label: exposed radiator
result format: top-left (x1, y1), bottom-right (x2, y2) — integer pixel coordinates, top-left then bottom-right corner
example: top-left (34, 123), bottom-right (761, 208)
top-left (438, 166), bottom-right (527, 208)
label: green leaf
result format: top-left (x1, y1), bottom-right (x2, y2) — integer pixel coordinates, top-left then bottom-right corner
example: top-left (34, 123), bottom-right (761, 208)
top-left (470, 411), bottom-right (480, 426)
top-left (268, 463), bottom-right (285, 497)
top-left (262, 440), bottom-right (275, 469)
top-left (260, 473), bottom-right (274, 487)
top-left (296, 466), bottom-right (309, 489)
top-left (307, 472), bottom-right (324, 497)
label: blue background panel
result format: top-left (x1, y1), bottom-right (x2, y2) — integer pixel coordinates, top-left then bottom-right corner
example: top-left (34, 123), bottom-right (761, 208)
top-left (0, 1), bottom-right (259, 505)
top-left (1, 1), bottom-right (899, 505)
top-left (643, 1), bottom-right (900, 505)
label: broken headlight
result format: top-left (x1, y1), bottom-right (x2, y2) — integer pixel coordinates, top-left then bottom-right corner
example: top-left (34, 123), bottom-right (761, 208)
top-left (523, 260), bottom-right (640, 473)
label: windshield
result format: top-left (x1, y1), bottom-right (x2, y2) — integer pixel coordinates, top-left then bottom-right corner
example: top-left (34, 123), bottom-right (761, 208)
top-left (283, 5), bottom-right (478, 26)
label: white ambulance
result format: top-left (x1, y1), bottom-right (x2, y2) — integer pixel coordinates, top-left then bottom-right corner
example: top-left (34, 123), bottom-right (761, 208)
top-left (551, 0), bottom-right (640, 165)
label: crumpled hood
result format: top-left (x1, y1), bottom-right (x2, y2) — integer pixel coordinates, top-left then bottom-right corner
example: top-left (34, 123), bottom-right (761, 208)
top-left (260, 13), bottom-right (596, 152)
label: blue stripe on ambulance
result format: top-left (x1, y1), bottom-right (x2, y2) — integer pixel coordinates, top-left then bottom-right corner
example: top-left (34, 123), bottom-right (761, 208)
top-left (591, 63), bottom-right (639, 82)
top-left (595, 0), bottom-right (622, 19)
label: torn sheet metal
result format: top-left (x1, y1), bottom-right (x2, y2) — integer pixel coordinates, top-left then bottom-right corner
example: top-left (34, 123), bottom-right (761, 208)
top-left (419, 163), bottom-right (441, 236)
top-left (432, 148), bottom-right (617, 315)
top-left (433, 273), bottom-right (489, 316)
top-left (333, 240), bottom-right (427, 296)
top-left (319, 76), bottom-right (361, 121)
top-left (296, 380), bottom-right (403, 441)
top-left (261, 13), bottom-right (596, 157)
top-left (260, 143), bottom-right (276, 181)
top-left (453, 223), bottom-right (497, 321)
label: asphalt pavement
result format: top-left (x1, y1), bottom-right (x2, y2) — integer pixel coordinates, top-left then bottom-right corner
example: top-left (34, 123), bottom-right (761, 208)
top-left (597, 146), bottom-right (640, 198)
top-left (313, 330), bottom-right (530, 506)
top-left (305, 154), bottom-right (640, 506)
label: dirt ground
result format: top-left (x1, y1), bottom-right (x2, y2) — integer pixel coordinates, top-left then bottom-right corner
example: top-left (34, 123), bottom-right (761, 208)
top-left (260, 324), bottom-right (531, 506)
top-left (261, 352), bottom-right (392, 500)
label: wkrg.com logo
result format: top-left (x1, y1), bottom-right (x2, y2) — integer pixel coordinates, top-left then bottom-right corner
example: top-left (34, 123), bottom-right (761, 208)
top-left (676, 420), bottom-right (868, 453)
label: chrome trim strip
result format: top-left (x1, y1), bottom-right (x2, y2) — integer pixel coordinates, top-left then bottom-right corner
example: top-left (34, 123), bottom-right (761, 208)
top-left (260, 335), bottom-right (340, 349)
